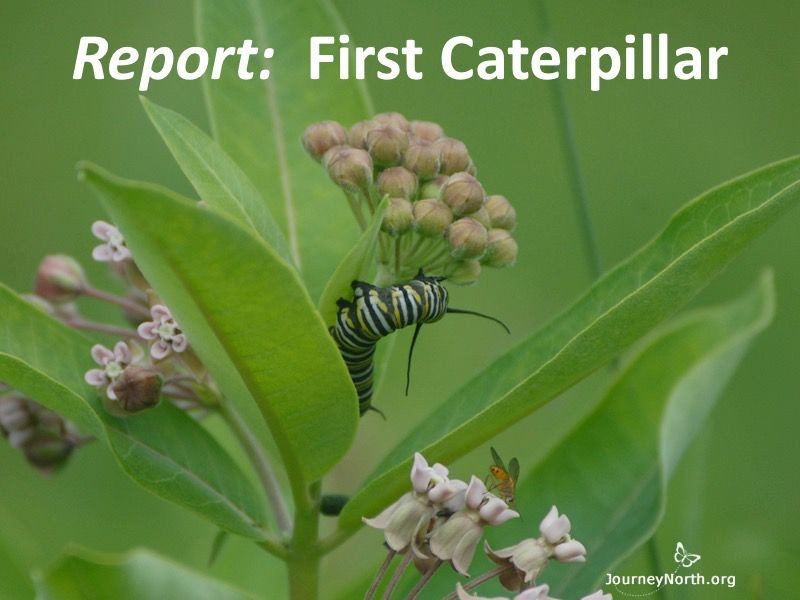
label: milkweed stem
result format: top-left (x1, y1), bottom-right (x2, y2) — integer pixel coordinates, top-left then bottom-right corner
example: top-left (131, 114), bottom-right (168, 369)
top-left (218, 399), bottom-right (292, 535)
top-left (81, 285), bottom-right (152, 319)
top-left (64, 318), bottom-right (138, 339)
top-left (536, 0), bottom-right (603, 281)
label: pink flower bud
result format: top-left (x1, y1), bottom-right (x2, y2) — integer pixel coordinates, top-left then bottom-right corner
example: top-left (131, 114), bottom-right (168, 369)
top-left (434, 137), bottom-right (472, 175)
top-left (34, 255), bottom-right (86, 303)
top-left (403, 140), bottom-right (441, 180)
top-left (413, 199), bottom-right (453, 237)
top-left (377, 166), bottom-right (418, 200)
top-left (482, 229), bottom-right (519, 268)
top-left (440, 172), bottom-right (486, 216)
top-left (108, 366), bottom-right (162, 414)
top-left (366, 124), bottom-right (409, 166)
top-left (447, 218), bottom-right (489, 260)
top-left (301, 120), bottom-right (348, 161)
top-left (323, 146), bottom-right (374, 192)
top-left (410, 120), bottom-right (444, 142)
top-left (348, 120), bottom-right (376, 148)
top-left (373, 111), bottom-right (411, 132)
top-left (382, 198), bottom-right (414, 237)
top-left (485, 195), bottom-right (517, 231)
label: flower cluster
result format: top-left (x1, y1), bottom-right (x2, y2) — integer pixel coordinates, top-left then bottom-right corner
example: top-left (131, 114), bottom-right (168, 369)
top-left (0, 389), bottom-right (85, 473)
top-left (364, 453), bottom-right (518, 575)
top-left (25, 221), bottom-right (212, 420)
top-left (364, 452), bottom-right (607, 600)
top-left (456, 583), bottom-right (611, 600)
top-left (302, 113), bottom-right (518, 285)
top-left (485, 506), bottom-right (587, 590)
top-left (5, 208), bottom-right (223, 474)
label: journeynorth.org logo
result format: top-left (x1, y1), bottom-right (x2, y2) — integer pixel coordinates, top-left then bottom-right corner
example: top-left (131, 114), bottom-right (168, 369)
top-left (605, 542), bottom-right (736, 596)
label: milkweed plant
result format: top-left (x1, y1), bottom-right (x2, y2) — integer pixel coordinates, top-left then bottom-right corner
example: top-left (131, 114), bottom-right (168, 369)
top-left (2, 4), bottom-right (800, 600)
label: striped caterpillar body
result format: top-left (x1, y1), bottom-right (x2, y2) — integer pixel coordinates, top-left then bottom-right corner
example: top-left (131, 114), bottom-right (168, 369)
top-left (330, 271), bottom-right (508, 416)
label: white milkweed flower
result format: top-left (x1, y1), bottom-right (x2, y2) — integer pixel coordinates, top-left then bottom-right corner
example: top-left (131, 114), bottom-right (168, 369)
top-left (485, 505), bottom-right (587, 590)
top-left (455, 583), bottom-right (611, 600)
top-left (91, 220), bottom-right (131, 263)
top-left (84, 342), bottom-right (133, 399)
top-left (137, 304), bottom-right (188, 360)
top-left (363, 452), bottom-right (467, 554)
top-left (455, 582), bottom-right (560, 600)
top-left (429, 476), bottom-right (519, 576)
top-left (580, 591), bottom-right (612, 600)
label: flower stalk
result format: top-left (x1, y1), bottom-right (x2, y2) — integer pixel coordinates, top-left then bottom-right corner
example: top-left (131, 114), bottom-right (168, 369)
top-left (217, 398), bottom-right (292, 536)
top-left (81, 285), bottom-right (151, 319)
top-left (365, 548), bottom-right (397, 600)
top-left (441, 565), bottom-right (516, 600)
top-left (381, 552), bottom-right (413, 600)
top-left (404, 559), bottom-right (442, 600)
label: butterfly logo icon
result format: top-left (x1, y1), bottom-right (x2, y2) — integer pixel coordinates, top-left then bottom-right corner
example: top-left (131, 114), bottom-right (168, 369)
top-left (674, 542), bottom-right (701, 568)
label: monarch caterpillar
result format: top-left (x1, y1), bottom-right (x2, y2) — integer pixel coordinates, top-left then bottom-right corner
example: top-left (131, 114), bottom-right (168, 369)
top-left (330, 270), bottom-right (509, 415)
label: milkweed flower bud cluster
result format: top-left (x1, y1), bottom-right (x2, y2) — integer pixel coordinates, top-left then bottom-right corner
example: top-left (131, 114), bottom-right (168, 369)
top-left (0, 390), bottom-right (85, 473)
top-left (6, 218), bottom-right (224, 476)
top-left (363, 452), bottom-right (605, 600)
top-left (302, 112), bottom-right (519, 285)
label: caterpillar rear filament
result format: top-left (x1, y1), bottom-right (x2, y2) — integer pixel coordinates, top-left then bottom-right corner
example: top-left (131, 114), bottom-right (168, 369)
top-left (330, 271), bottom-right (509, 416)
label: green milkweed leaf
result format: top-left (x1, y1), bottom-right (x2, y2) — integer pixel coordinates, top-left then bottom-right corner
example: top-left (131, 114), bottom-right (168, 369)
top-left (318, 197), bottom-right (388, 326)
top-left (195, 0), bottom-right (373, 300)
top-left (79, 163), bottom-right (359, 489)
top-left (35, 547), bottom-right (257, 600)
top-left (0, 286), bottom-right (271, 540)
top-left (338, 156), bottom-right (800, 532)
top-left (416, 270), bottom-right (776, 598)
top-left (140, 96), bottom-right (292, 263)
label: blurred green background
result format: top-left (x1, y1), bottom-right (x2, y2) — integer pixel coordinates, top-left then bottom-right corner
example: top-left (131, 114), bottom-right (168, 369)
top-left (1, 1), bottom-right (798, 598)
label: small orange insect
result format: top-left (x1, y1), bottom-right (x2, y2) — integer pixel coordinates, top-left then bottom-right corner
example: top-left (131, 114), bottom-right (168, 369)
top-left (486, 447), bottom-right (520, 507)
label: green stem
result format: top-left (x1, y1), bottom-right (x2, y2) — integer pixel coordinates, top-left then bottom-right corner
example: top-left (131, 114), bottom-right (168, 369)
top-left (394, 238), bottom-right (402, 276)
top-left (218, 399), bottom-right (293, 536)
top-left (535, 0), bottom-right (602, 280)
top-left (81, 285), bottom-right (152, 319)
top-left (288, 482), bottom-right (322, 600)
top-left (345, 191), bottom-right (369, 231)
top-left (64, 318), bottom-right (138, 339)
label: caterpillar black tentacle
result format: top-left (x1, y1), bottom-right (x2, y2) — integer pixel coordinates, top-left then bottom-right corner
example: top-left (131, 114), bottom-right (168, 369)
top-left (443, 308), bottom-right (511, 334)
top-left (330, 270), bottom-right (509, 416)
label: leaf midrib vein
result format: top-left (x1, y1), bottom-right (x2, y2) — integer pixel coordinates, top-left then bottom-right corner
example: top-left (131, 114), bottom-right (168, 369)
top-left (159, 114), bottom-right (262, 236)
top-left (246, 0), bottom-right (302, 269)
